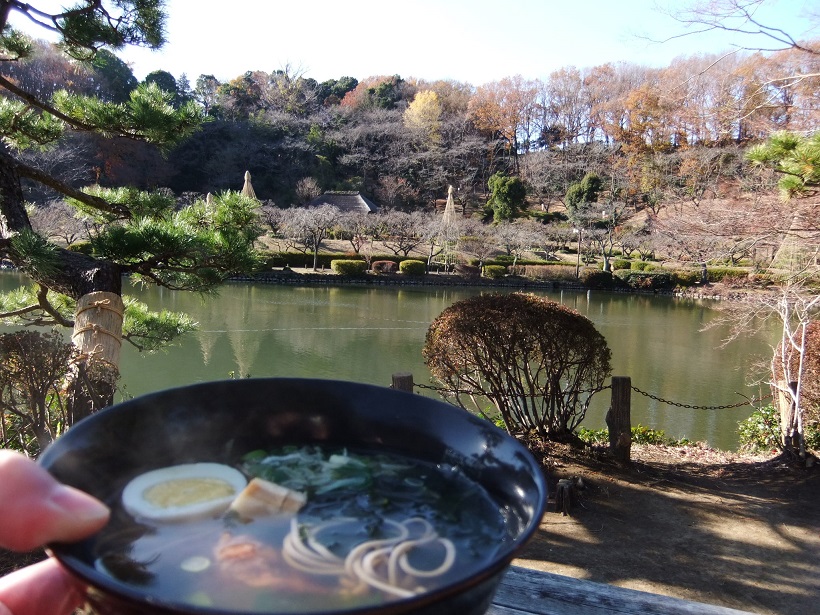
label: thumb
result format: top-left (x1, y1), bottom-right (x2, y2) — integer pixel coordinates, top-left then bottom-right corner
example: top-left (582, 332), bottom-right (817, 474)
top-left (0, 558), bottom-right (86, 615)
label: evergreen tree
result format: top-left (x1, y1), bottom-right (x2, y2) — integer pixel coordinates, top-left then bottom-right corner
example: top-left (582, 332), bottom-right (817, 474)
top-left (487, 172), bottom-right (527, 222)
top-left (565, 172), bottom-right (602, 214)
top-left (0, 2), bottom-right (263, 418)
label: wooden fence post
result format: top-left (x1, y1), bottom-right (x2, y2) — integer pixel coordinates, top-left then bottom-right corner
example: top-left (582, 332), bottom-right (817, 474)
top-left (606, 376), bottom-right (631, 462)
top-left (392, 372), bottom-right (414, 393)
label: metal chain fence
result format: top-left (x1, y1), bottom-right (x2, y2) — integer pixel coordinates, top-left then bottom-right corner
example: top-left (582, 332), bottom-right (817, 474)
top-left (630, 385), bottom-right (772, 410)
top-left (412, 380), bottom-right (772, 410)
top-left (413, 382), bottom-right (608, 397)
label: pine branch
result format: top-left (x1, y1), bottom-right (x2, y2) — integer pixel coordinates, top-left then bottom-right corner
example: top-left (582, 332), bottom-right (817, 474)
top-left (14, 159), bottom-right (131, 219)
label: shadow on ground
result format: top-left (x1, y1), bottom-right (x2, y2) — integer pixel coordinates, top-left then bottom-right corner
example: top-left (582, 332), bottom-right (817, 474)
top-left (515, 447), bottom-right (820, 615)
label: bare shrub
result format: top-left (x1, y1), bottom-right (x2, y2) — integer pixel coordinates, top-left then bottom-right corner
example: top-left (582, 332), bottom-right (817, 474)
top-left (423, 293), bottom-right (612, 440)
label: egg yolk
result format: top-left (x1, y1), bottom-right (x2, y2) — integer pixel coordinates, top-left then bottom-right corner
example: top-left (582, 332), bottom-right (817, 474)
top-left (143, 478), bottom-right (236, 508)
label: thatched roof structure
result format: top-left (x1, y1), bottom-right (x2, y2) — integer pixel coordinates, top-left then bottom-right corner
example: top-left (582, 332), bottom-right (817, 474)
top-left (306, 191), bottom-right (379, 213)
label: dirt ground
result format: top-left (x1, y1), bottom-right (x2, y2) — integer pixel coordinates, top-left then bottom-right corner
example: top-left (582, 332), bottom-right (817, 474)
top-left (517, 443), bottom-right (820, 615)
top-left (1, 444), bottom-right (817, 614)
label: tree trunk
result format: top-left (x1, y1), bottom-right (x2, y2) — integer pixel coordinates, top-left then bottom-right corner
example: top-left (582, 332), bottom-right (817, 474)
top-left (777, 380), bottom-right (799, 452)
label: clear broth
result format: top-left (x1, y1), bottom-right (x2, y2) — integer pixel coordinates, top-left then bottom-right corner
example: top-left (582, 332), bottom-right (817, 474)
top-left (94, 448), bottom-right (508, 613)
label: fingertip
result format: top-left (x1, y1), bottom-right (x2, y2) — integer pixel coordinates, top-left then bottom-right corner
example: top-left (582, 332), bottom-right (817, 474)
top-left (48, 484), bottom-right (111, 539)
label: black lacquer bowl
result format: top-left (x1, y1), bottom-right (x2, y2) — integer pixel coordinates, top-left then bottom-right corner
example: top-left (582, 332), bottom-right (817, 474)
top-left (38, 378), bottom-right (547, 615)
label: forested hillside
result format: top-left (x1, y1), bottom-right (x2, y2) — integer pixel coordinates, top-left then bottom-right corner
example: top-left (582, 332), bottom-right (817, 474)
top-left (2, 37), bottom-right (817, 209)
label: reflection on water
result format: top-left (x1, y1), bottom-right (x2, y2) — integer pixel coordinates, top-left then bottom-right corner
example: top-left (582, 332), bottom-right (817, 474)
top-left (0, 273), bottom-right (778, 449)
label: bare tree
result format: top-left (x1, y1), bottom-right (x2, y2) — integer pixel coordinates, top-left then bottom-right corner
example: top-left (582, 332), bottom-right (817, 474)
top-left (458, 219), bottom-right (499, 269)
top-left (29, 200), bottom-right (88, 246)
top-left (494, 220), bottom-right (541, 267)
top-left (280, 205), bottom-right (342, 270)
top-left (337, 210), bottom-right (378, 255)
top-left (656, 1), bottom-right (819, 136)
top-left (659, 1), bottom-right (818, 56)
top-left (650, 195), bottom-right (784, 280)
top-left (380, 210), bottom-right (426, 257)
top-left (295, 177), bottom-right (322, 205)
top-left (263, 64), bottom-right (320, 116)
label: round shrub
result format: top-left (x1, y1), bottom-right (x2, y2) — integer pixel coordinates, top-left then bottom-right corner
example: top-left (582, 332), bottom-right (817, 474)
top-left (612, 259), bottom-right (631, 270)
top-left (330, 259), bottom-right (367, 276)
top-left (631, 260), bottom-right (655, 272)
top-left (399, 259), bottom-right (427, 276)
top-left (423, 292), bottom-right (611, 440)
top-left (371, 260), bottom-right (398, 274)
top-left (483, 264), bottom-right (507, 279)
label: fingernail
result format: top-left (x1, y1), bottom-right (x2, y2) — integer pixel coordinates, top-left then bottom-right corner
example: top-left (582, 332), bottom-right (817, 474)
top-left (50, 484), bottom-right (110, 524)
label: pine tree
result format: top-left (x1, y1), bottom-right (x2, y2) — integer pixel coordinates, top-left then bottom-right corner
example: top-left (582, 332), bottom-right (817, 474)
top-left (0, 2), bottom-right (263, 419)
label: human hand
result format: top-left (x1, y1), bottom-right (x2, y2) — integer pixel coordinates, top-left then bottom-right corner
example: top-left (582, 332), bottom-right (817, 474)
top-left (0, 450), bottom-right (110, 615)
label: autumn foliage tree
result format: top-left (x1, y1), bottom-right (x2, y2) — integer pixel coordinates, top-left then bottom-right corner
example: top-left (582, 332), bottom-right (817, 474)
top-left (403, 90), bottom-right (442, 145)
top-left (468, 75), bottom-right (539, 170)
top-left (423, 293), bottom-right (612, 441)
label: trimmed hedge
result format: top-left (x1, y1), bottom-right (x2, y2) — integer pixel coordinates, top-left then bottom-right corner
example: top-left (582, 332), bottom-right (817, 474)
top-left (518, 264), bottom-right (578, 281)
top-left (399, 260), bottom-right (427, 276)
top-left (482, 264), bottom-right (507, 279)
top-left (66, 241), bottom-right (93, 255)
top-left (615, 270), bottom-right (677, 291)
top-left (260, 251), bottom-right (377, 270)
top-left (371, 260), bottom-right (398, 274)
top-left (579, 268), bottom-right (614, 288)
top-left (455, 264), bottom-right (481, 277)
top-left (671, 269), bottom-right (701, 287)
top-left (330, 260), bottom-right (368, 276)
top-left (612, 259), bottom-right (631, 270)
top-left (705, 266), bottom-right (750, 283)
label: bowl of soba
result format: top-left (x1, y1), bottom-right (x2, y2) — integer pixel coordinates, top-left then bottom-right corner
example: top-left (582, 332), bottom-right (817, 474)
top-left (38, 378), bottom-right (548, 615)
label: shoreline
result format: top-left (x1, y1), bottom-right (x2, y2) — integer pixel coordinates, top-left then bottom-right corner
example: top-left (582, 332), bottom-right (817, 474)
top-left (231, 268), bottom-right (734, 300)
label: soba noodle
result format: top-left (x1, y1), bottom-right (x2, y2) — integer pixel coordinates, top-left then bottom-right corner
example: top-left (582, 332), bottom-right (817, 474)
top-left (283, 517), bottom-right (456, 598)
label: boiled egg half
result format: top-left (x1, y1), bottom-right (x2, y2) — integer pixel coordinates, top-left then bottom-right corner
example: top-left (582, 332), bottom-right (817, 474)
top-left (121, 463), bottom-right (247, 522)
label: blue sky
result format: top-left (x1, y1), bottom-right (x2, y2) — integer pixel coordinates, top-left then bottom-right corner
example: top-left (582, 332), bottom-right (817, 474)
top-left (8, 0), bottom-right (819, 85)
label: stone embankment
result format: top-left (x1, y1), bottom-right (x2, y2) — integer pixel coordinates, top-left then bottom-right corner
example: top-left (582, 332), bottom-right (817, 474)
top-left (233, 269), bottom-right (761, 300)
top-left (231, 268), bottom-right (587, 290)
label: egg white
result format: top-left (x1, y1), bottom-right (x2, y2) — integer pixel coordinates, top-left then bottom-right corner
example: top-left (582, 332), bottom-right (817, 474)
top-left (121, 463), bottom-right (248, 522)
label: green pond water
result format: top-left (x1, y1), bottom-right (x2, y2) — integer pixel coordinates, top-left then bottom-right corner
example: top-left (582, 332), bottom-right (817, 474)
top-left (0, 273), bottom-right (778, 450)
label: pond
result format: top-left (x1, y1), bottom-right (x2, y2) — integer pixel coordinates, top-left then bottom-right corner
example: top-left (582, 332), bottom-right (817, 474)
top-left (0, 274), bottom-right (779, 450)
